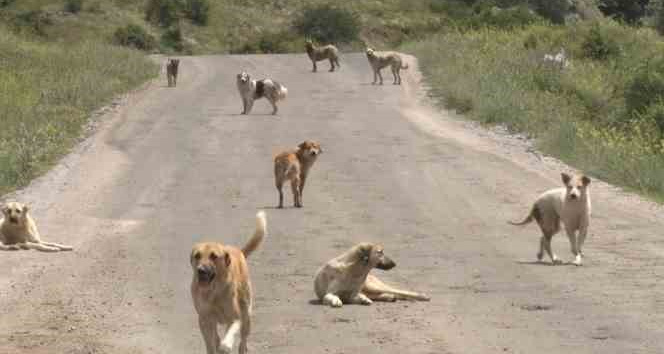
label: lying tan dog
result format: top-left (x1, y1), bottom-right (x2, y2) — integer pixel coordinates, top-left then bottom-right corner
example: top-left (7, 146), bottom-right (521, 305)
top-left (0, 201), bottom-right (73, 252)
top-left (305, 39), bottom-right (340, 72)
top-left (314, 242), bottom-right (430, 307)
top-left (366, 47), bottom-right (408, 85)
top-left (236, 71), bottom-right (288, 115)
top-left (166, 58), bottom-right (180, 87)
top-left (509, 173), bottom-right (591, 266)
top-left (273, 140), bottom-right (322, 208)
top-left (191, 211), bottom-right (267, 354)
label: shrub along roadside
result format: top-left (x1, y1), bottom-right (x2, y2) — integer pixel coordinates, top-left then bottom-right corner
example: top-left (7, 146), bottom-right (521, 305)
top-left (402, 21), bottom-right (664, 199)
top-left (0, 29), bottom-right (158, 195)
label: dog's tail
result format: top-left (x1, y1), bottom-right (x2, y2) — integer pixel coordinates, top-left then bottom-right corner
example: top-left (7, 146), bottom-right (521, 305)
top-left (277, 83), bottom-right (288, 100)
top-left (508, 205), bottom-right (537, 226)
top-left (364, 274), bottom-right (431, 301)
top-left (242, 211), bottom-right (267, 257)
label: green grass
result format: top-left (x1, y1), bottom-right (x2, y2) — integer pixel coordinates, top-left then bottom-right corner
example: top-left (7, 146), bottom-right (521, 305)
top-left (0, 28), bottom-right (158, 195)
top-left (402, 20), bottom-right (664, 199)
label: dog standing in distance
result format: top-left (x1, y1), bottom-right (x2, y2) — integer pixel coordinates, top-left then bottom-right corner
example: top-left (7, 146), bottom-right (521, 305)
top-left (0, 201), bottom-right (73, 252)
top-left (509, 173), bottom-right (592, 266)
top-left (314, 242), bottom-right (430, 307)
top-left (273, 140), bottom-right (322, 208)
top-left (166, 58), bottom-right (180, 87)
top-left (190, 211), bottom-right (267, 354)
top-left (365, 47), bottom-right (408, 85)
top-left (304, 39), bottom-right (341, 72)
top-left (236, 72), bottom-right (288, 115)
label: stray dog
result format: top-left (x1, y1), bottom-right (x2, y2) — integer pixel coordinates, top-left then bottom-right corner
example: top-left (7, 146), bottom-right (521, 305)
top-left (273, 140), bottom-right (322, 208)
top-left (365, 47), bottom-right (408, 85)
top-left (236, 72), bottom-right (288, 115)
top-left (314, 242), bottom-right (430, 307)
top-left (166, 58), bottom-right (180, 87)
top-left (509, 173), bottom-right (591, 266)
top-left (191, 211), bottom-right (267, 354)
top-left (0, 201), bottom-right (73, 252)
top-left (543, 48), bottom-right (569, 70)
top-left (304, 39), bottom-right (340, 72)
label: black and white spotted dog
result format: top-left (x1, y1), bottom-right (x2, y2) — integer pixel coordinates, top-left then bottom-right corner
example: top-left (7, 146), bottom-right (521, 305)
top-left (236, 72), bottom-right (288, 115)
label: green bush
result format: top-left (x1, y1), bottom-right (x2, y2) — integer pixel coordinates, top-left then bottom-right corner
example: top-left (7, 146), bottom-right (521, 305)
top-left (64, 0), bottom-right (83, 14)
top-left (626, 57), bottom-right (664, 115)
top-left (478, 5), bottom-right (539, 29)
top-left (114, 24), bottom-right (156, 50)
top-left (185, 0), bottom-right (209, 26)
top-left (161, 25), bottom-right (184, 51)
top-left (581, 23), bottom-right (621, 60)
top-left (293, 5), bottom-right (360, 44)
top-left (639, 100), bottom-right (664, 134)
top-left (145, 0), bottom-right (180, 27)
top-left (530, 0), bottom-right (570, 24)
top-left (14, 10), bottom-right (53, 36)
top-left (0, 0), bottom-right (15, 7)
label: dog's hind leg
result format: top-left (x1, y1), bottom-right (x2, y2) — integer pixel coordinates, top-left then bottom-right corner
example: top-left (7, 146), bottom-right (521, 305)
top-left (542, 234), bottom-right (560, 264)
top-left (392, 66), bottom-right (398, 85)
top-left (291, 178), bottom-right (302, 208)
top-left (323, 293), bottom-right (343, 307)
top-left (198, 317), bottom-right (220, 354)
top-left (363, 275), bottom-right (430, 301)
top-left (269, 98), bottom-right (278, 115)
top-left (276, 180), bottom-right (284, 209)
top-left (22, 242), bottom-right (60, 252)
top-left (328, 58), bottom-right (335, 72)
top-left (0, 243), bottom-right (21, 251)
top-left (41, 241), bottom-right (73, 251)
top-left (312, 61), bottom-right (317, 72)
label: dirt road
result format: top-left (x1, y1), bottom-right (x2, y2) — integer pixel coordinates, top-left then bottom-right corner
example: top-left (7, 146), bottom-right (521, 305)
top-left (1, 53), bottom-right (663, 354)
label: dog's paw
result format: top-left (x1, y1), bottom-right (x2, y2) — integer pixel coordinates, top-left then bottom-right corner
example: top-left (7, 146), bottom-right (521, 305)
top-left (218, 343), bottom-right (232, 354)
top-left (572, 255), bottom-right (583, 266)
top-left (330, 298), bottom-right (343, 308)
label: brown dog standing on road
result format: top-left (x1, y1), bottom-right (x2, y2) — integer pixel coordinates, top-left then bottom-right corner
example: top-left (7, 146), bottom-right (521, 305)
top-left (273, 140), bottom-right (322, 208)
top-left (314, 242), bottom-right (430, 307)
top-left (366, 47), bottom-right (408, 85)
top-left (190, 211), bottom-right (267, 354)
top-left (166, 58), bottom-right (180, 87)
top-left (509, 172), bottom-right (592, 266)
top-left (305, 39), bottom-right (341, 72)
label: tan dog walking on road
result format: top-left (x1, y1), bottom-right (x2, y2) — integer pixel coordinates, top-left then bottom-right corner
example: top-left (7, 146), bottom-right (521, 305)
top-left (273, 140), bottom-right (322, 208)
top-left (0, 201), bottom-right (73, 252)
top-left (190, 211), bottom-right (267, 354)
top-left (314, 242), bottom-right (430, 307)
top-left (365, 47), bottom-right (408, 85)
top-left (509, 173), bottom-right (592, 266)
top-left (305, 39), bottom-right (341, 72)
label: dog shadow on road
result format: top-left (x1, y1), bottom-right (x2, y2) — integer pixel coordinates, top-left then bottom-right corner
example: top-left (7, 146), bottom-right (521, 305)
top-left (516, 260), bottom-right (577, 267)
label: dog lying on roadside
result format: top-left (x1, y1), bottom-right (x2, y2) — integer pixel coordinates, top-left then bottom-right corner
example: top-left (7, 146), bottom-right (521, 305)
top-left (365, 47), bottom-right (408, 85)
top-left (166, 58), bottom-right (180, 87)
top-left (314, 242), bottom-right (430, 307)
top-left (191, 211), bottom-right (267, 354)
top-left (305, 39), bottom-right (341, 72)
top-left (0, 201), bottom-right (73, 252)
top-left (509, 173), bottom-right (591, 266)
top-left (236, 72), bottom-right (288, 115)
top-left (274, 140), bottom-right (322, 208)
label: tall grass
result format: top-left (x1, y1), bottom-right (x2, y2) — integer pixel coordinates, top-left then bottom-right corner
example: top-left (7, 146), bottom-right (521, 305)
top-left (0, 29), bottom-right (158, 195)
top-left (403, 21), bottom-right (664, 199)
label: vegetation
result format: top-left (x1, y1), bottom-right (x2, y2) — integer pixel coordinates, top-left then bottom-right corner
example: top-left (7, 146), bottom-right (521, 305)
top-left (404, 19), bottom-right (664, 198)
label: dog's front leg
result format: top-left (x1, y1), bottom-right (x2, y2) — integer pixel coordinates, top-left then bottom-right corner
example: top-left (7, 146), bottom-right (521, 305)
top-left (323, 293), bottom-right (343, 307)
top-left (220, 320), bottom-right (241, 354)
top-left (239, 308), bottom-right (251, 354)
top-left (291, 177), bottom-right (302, 208)
top-left (574, 223), bottom-right (589, 266)
top-left (351, 293), bottom-right (373, 306)
top-left (312, 60), bottom-right (317, 72)
top-left (377, 69), bottom-right (384, 85)
top-left (328, 58), bottom-right (335, 72)
top-left (198, 316), bottom-right (220, 354)
top-left (564, 224), bottom-right (581, 265)
top-left (372, 70), bottom-right (378, 85)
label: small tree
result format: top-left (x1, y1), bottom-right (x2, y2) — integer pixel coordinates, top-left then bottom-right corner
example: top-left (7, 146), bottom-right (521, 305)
top-left (293, 5), bottom-right (360, 44)
top-left (185, 0), bottom-right (209, 25)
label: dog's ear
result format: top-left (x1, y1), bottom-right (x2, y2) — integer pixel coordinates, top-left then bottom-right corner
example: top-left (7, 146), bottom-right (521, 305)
top-left (561, 172), bottom-right (572, 185)
top-left (359, 246), bottom-right (370, 264)
top-left (298, 141), bottom-right (307, 150)
top-left (1, 204), bottom-right (8, 215)
top-left (224, 251), bottom-right (231, 267)
top-left (581, 175), bottom-right (591, 186)
top-left (21, 204), bottom-right (28, 213)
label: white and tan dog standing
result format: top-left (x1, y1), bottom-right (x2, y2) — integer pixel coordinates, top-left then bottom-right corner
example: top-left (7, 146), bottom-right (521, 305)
top-left (236, 72), bottom-right (288, 115)
top-left (190, 211), bottom-right (267, 354)
top-left (509, 173), bottom-right (592, 266)
top-left (314, 242), bottom-right (430, 307)
top-left (0, 201), bottom-right (73, 252)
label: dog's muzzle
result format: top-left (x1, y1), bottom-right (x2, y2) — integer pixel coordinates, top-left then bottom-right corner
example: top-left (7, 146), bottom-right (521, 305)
top-left (375, 257), bottom-right (396, 270)
top-left (8, 217), bottom-right (19, 224)
top-left (196, 266), bottom-right (216, 283)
